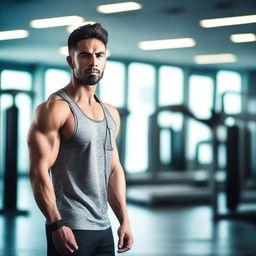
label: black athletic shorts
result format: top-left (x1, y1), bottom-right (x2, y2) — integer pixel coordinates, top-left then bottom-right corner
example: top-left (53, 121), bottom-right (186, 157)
top-left (46, 226), bottom-right (115, 256)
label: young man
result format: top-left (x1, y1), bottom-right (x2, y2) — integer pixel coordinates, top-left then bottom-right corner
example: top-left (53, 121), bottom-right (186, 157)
top-left (27, 23), bottom-right (133, 256)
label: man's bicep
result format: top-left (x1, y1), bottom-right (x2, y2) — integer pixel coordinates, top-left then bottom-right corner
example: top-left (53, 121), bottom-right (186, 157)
top-left (27, 123), bottom-right (60, 170)
top-left (28, 101), bottom-right (63, 167)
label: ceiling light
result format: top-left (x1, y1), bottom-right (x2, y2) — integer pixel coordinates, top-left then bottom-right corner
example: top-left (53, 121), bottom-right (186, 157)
top-left (97, 2), bottom-right (142, 14)
top-left (194, 54), bottom-right (237, 64)
top-left (200, 14), bottom-right (256, 28)
top-left (67, 21), bottom-right (96, 33)
top-left (0, 29), bottom-right (29, 40)
top-left (30, 16), bottom-right (84, 28)
top-left (138, 38), bottom-right (196, 50)
top-left (106, 49), bottom-right (111, 58)
top-left (59, 46), bottom-right (111, 58)
top-left (230, 33), bottom-right (256, 43)
top-left (59, 46), bottom-right (69, 56)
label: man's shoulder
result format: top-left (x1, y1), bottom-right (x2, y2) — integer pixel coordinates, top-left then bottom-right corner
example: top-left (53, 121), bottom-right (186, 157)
top-left (104, 103), bottom-right (119, 116)
top-left (37, 94), bottom-right (69, 113)
top-left (104, 103), bottom-right (120, 127)
top-left (34, 94), bottom-right (70, 127)
top-left (104, 103), bottom-right (118, 113)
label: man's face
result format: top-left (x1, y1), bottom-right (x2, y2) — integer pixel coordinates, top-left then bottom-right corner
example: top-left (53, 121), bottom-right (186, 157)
top-left (69, 38), bottom-right (107, 86)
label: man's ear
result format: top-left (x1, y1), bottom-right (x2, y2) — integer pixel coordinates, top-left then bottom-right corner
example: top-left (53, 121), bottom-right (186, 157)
top-left (66, 55), bottom-right (74, 69)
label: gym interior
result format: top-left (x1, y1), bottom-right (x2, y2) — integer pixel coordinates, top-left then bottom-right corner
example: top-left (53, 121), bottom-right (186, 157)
top-left (1, 0), bottom-right (256, 255)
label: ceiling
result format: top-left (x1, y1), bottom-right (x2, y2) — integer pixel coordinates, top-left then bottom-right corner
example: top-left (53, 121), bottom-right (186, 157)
top-left (0, 0), bottom-right (256, 70)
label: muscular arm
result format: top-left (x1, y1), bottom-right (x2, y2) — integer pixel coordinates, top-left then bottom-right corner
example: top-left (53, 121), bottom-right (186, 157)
top-left (27, 102), bottom-right (62, 223)
top-left (107, 106), bottom-right (133, 253)
top-left (27, 100), bottom-right (78, 255)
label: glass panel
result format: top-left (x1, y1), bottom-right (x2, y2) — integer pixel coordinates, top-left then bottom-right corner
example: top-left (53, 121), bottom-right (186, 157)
top-left (160, 129), bottom-right (171, 164)
top-left (198, 143), bottom-right (212, 164)
top-left (0, 70), bottom-right (32, 175)
top-left (159, 66), bottom-right (183, 106)
top-left (158, 66), bottom-right (184, 166)
top-left (16, 94), bottom-right (32, 174)
top-left (1, 70), bottom-right (32, 90)
top-left (187, 75), bottom-right (214, 164)
top-left (188, 76), bottom-right (214, 119)
top-left (216, 71), bottom-right (242, 114)
top-left (125, 63), bottom-right (155, 173)
top-left (45, 69), bottom-right (70, 99)
top-left (158, 66), bottom-right (184, 130)
top-left (0, 95), bottom-right (13, 177)
top-left (99, 61), bottom-right (125, 107)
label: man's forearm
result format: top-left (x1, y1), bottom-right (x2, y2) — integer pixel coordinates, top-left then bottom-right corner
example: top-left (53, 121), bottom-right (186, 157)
top-left (108, 166), bottom-right (129, 224)
top-left (30, 165), bottom-right (61, 223)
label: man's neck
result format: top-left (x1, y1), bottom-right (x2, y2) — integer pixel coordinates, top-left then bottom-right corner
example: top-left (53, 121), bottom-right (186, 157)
top-left (65, 81), bottom-right (97, 105)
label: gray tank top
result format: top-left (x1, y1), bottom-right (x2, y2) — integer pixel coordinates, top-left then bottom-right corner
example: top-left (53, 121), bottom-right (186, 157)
top-left (49, 89), bottom-right (116, 230)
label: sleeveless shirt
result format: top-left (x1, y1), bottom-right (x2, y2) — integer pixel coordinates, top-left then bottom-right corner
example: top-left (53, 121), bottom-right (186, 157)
top-left (49, 89), bottom-right (116, 230)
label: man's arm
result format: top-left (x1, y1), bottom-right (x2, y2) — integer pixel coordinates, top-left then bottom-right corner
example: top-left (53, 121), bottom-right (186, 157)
top-left (27, 100), bottom-right (78, 255)
top-left (107, 105), bottom-right (133, 253)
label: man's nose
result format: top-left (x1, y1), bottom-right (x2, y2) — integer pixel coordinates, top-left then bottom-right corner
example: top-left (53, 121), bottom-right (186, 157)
top-left (89, 55), bottom-right (97, 66)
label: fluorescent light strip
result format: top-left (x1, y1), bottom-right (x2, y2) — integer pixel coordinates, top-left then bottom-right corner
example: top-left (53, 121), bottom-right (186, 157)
top-left (59, 46), bottom-right (111, 57)
top-left (139, 38), bottom-right (196, 50)
top-left (0, 29), bottom-right (29, 40)
top-left (230, 33), bottom-right (256, 43)
top-left (97, 1), bottom-right (142, 14)
top-left (200, 14), bottom-right (256, 28)
top-left (194, 54), bottom-right (237, 64)
top-left (106, 49), bottom-right (111, 58)
top-left (67, 21), bottom-right (96, 33)
top-left (59, 46), bottom-right (69, 56)
top-left (30, 16), bottom-right (84, 28)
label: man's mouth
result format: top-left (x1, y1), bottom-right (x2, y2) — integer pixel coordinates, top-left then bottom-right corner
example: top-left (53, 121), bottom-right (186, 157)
top-left (86, 69), bottom-right (100, 75)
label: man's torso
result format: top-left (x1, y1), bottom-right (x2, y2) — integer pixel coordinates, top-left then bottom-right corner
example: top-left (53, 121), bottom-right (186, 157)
top-left (48, 89), bottom-right (116, 230)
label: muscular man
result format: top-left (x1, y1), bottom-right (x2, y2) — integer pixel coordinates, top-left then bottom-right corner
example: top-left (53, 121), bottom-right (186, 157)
top-left (27, 23), bottom-right (133, 256)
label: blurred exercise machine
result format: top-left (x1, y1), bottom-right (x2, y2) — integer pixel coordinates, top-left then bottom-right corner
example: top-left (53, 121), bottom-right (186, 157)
top-left (158, 91), bottom-right (256, 220)
top-left (131, 88), bottom-right (256, 215)
top-left (0, 89), bottom-right (32, 216)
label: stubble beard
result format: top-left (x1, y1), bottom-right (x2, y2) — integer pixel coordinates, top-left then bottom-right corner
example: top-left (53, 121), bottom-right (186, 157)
top-left (75, 70), bottom-right (104, 86)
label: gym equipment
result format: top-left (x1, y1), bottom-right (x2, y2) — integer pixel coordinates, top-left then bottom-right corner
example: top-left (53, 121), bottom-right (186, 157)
top-left (148, 109), bottom-right (186, 175)
top-left (147, 89), bottom-right (256, 220)
top-left (0, 89), bottom-right (33, 216)
top-left (116, 108), bottom-right (129, 168)
top-left (226, 125), bottom-right (240, 211)
top-left (175, 93), bottom-right (256, 220)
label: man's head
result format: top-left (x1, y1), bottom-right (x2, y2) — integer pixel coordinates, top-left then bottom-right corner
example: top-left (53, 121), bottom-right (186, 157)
top-left (67, 23), bottom-right (108, 86)
top-left (68, 23), bottom-right (108, 56)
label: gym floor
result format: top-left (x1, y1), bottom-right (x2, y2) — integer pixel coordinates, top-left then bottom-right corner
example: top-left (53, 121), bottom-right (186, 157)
top-left (0, 178), bottom-right (256, 256)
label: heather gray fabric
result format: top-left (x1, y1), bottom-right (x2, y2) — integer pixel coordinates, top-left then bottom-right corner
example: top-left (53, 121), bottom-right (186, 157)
top-left (49, 89), bottom-right (116, 230)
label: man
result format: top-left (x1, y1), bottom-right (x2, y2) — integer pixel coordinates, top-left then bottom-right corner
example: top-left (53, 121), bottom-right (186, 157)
top-left (27, 23), bottom-right (133, 256)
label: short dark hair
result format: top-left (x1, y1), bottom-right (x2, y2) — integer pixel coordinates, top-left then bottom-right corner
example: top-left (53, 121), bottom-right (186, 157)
top-left (68, 23), bottom-right (108, 55)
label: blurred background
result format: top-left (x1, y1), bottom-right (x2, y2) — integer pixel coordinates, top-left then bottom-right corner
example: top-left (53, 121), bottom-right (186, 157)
top-left (1, 0), bottom-right (256, 255)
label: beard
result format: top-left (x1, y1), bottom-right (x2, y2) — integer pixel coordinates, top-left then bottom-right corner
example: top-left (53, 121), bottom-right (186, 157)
top-left (75, 68), bottom-right (104, 86)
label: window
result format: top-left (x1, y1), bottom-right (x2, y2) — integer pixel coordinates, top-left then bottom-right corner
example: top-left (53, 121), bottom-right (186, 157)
top-left (99, 61), bottom-right (125, 107)
top-left (0, 70), bottom-right (32, 175)
top-left (216, 71), bottom-right (242, 114)
top-left (44, 69), bottom-right (70, 99)
top-left (125, 63), bottom-right (156, 173)
top-left (1, 70), bottom-right (32, 90)
top-left (158, 66), bottom-right (184, 164)
top-left (187, 75), bottom-right (214, 165)
top-left (216, 70), bottom-right (242, 168)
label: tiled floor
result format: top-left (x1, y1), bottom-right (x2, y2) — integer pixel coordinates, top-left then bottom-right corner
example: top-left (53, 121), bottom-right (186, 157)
top-left (1, 178), bottom-right (256, 256)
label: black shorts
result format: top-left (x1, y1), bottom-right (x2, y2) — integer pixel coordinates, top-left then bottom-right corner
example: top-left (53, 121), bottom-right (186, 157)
top-left (46, 226), bottom-right (115, 256)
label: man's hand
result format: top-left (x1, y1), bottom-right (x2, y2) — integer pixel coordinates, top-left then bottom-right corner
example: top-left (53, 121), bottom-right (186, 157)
top-left (117, 222), bottom-right (133, 253)
top-left (52, 226), bottom-right (78, 255)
